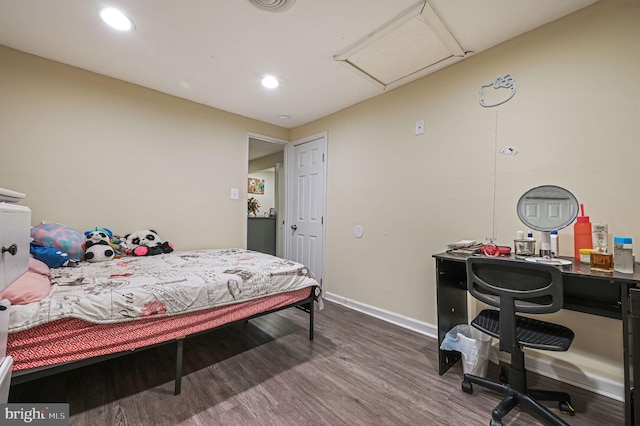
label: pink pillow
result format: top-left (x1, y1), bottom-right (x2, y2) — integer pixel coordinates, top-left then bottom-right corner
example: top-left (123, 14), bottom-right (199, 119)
top-left (28, 256), bottom-right (50, 276)
top-left (1, 270), bottom-right (51, 305)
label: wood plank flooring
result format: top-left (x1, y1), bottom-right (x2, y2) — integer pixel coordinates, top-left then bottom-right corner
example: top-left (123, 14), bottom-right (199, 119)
top-left (9, 300), bottom-right (624, 425)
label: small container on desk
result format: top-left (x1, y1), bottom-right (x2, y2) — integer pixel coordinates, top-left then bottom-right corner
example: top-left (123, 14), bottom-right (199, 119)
top-left (591, 251), bottom-right (614, 272)
top-left (514, 239), bottom-right (535, 258)
top-left (593, 223), bottom-right (608, 252)
top-left (614, 236), bottom-right (634, 274)
top-left (579, 248), bottom-right (597, 265)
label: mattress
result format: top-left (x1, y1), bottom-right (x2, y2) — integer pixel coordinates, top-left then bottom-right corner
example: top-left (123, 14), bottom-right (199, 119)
top-left (9, 248), bottom-right (319, 332)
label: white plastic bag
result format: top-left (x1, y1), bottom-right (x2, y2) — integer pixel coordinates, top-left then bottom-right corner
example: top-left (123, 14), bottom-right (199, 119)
top-left (440, 325), bottom-right (499, 377)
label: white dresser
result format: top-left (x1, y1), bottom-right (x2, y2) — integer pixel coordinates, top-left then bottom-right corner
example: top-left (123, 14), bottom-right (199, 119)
top-left (0, 188), bottom-right (31, 403)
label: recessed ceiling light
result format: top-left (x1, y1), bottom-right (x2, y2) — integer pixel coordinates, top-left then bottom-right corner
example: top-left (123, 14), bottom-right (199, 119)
top-left (261, 75), bottom-right (280, 89)
top-left (100, 8), bottom-right (134, 31)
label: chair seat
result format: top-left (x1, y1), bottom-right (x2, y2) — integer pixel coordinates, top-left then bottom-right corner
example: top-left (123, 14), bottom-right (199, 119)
top-left (472, 309), bottom-right (574, 351)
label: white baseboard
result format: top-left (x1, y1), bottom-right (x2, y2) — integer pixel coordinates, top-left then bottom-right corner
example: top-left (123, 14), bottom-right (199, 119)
top-left (324, 292), bottom-right (438, 339)
top-left (324, 292), bottom-right (624, 402)
top-left (521, 354), bottom-right (623, 402)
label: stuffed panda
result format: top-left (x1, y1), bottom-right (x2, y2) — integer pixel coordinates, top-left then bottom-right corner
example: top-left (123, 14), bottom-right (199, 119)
top-left (125, 229), bottom-right (174, 256)
top-left (85, 244), bottom-right (115, 263)
top-left (84, 228), bottom-right (115, 263)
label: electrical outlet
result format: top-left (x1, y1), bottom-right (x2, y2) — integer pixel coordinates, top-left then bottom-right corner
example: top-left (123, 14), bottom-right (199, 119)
top-left (415, 120), bottom-right (425, 135)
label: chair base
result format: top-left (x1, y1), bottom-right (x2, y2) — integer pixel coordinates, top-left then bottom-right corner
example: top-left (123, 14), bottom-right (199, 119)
top-left (462, 373), bottom-right (575, 426)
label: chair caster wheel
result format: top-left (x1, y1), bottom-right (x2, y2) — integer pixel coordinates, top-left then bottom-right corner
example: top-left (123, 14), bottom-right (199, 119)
top-left (490, 419), bottom-right (503, 426)
top-left (560, 400), bottom-right (575, 416)
top-left (461, 380), bottom-right (473, 394)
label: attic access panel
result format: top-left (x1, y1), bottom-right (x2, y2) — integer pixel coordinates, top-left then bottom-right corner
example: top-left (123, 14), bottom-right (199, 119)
top-left (335, 0), bottom-right (468, 89)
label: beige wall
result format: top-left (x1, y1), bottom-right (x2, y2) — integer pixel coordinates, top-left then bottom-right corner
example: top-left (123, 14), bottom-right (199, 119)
top-left (1, 0), bottom-right (638, 392)
top-left (0, 45), bottom-right (289, 249)
top-left (292, 0), bottom-right (639, 387)
top-left (249, 151), bottom-right (284, 173)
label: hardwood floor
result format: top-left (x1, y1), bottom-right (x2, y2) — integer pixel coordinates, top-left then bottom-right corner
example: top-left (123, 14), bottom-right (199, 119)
top-left (9, 300), bottom-right (624, 425)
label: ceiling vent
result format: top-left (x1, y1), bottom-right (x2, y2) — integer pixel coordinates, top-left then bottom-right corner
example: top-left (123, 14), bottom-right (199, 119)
top-left (335, 0), bottom-right (470, 90)
top-left (248, 0), bottom-right (295, 13)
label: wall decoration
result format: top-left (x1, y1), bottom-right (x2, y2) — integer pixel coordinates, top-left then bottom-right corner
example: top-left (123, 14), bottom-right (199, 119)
top-left (498, 146), bottom-right (519, 156)
top-left (479, 73), bottom-right (516, 107)
top-left (248, 177), bottom-right (265, 194)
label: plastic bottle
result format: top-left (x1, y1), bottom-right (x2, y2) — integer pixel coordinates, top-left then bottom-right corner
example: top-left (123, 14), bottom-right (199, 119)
top-left (550, 231), bottom-right (558, 257)
top-left (573, 204), bottom-right (593, 259)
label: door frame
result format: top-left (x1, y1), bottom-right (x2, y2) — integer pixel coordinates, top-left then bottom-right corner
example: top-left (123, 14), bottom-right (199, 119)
top-left (247, 133), bottom-right (288, 256)
top-left (284, 131), bottom-right (328, 285)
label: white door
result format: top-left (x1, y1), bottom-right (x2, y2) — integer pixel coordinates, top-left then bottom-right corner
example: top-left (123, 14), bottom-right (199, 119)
top-left (286, 133), bottom-right (327, 284)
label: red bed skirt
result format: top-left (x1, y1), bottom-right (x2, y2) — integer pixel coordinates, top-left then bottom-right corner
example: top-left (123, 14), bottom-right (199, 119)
top-left (8, 287), bottom-right (313, 371)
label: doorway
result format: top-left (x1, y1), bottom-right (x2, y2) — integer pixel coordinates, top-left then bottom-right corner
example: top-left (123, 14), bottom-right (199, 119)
top-left (247, 134), bottom-right (287, 257)
top-left (247, 131), bottom-right (327, 287)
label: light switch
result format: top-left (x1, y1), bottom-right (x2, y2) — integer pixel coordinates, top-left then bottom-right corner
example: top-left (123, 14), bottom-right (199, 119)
top-left (230, 188), bottom-right (239, 199)
top-left (415, 120), bottom-right (425, 135)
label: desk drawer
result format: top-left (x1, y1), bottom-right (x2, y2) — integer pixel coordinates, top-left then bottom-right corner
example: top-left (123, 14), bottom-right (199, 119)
top-left (0, 203), bottom-right (31, 292)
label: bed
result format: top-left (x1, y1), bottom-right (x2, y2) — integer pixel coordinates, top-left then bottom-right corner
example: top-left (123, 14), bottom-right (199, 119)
top-left (6, 248), bottom-right (321, 395)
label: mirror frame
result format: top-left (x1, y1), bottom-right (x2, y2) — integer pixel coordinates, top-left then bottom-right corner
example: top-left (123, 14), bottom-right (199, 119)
top-left (516, 185), bottom-right (579, 232)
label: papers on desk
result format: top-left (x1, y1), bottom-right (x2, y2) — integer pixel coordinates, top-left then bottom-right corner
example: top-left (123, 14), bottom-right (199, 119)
top-left (446, 240), bottom-right (483, 254)
top-left (447, 240), bottom-right (476, 249)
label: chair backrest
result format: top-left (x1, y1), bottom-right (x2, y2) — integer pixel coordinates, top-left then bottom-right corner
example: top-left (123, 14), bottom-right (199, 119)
top-left (466, 256), bottom-right (564, 315)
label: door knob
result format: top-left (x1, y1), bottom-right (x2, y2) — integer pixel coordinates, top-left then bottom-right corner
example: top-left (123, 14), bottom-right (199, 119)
top-left (291, 225), bottom-right (297, 231)
top-left (1, 244), bottom-right (17, 256)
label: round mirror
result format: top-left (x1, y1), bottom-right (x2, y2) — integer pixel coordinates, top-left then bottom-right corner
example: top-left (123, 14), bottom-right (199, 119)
top-left (516, 185), bottom-right (579, 232)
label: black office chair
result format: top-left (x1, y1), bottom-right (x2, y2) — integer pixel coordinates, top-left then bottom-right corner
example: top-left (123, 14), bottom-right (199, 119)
top-left (462, 257), bottom-right (575, 426)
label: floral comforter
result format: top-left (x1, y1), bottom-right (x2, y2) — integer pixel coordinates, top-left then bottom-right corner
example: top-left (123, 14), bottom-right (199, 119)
top-left (9, 249), bottom-right (319, 333)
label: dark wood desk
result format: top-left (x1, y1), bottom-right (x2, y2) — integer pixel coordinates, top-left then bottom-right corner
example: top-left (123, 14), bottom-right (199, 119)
top-left (433, 252), bottom-right (640, 426)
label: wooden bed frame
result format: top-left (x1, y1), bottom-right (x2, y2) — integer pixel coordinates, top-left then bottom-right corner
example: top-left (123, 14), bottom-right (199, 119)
top-left (10, 292), bottom-right (315, 395)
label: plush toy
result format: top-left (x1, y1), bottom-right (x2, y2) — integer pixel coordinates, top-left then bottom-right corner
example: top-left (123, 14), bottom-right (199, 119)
top-left (109, 235), bottom-right (128, 258)
top-left (84, 228), bottom-right (115, 263)
top-left (84, 228), bottom-right (112, 247)
top-left (124, 229), bottom-right (174, 257)
top-left (30, 243), bottom-right (78, 268)
top-left (85, 243), bottom-right (115, 263)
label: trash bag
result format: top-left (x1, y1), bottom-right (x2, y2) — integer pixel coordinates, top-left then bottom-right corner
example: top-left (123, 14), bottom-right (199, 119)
top-left (440, 324), bottom-right (499, 377)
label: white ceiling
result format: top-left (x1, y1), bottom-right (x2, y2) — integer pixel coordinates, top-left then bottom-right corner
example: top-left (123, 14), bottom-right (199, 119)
top-left (0, 0), bottom-right (597, 129)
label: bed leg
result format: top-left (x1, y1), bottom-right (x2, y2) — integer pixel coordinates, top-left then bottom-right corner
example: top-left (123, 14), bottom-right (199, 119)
top-left (309, 300), bottom-right (314, 341)
top-left (175, 338), bottom-right (184, 395)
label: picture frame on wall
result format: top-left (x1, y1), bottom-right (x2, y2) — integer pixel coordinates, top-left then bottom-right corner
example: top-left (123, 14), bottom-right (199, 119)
top-left (248, 177), bottom-right (264, 194)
